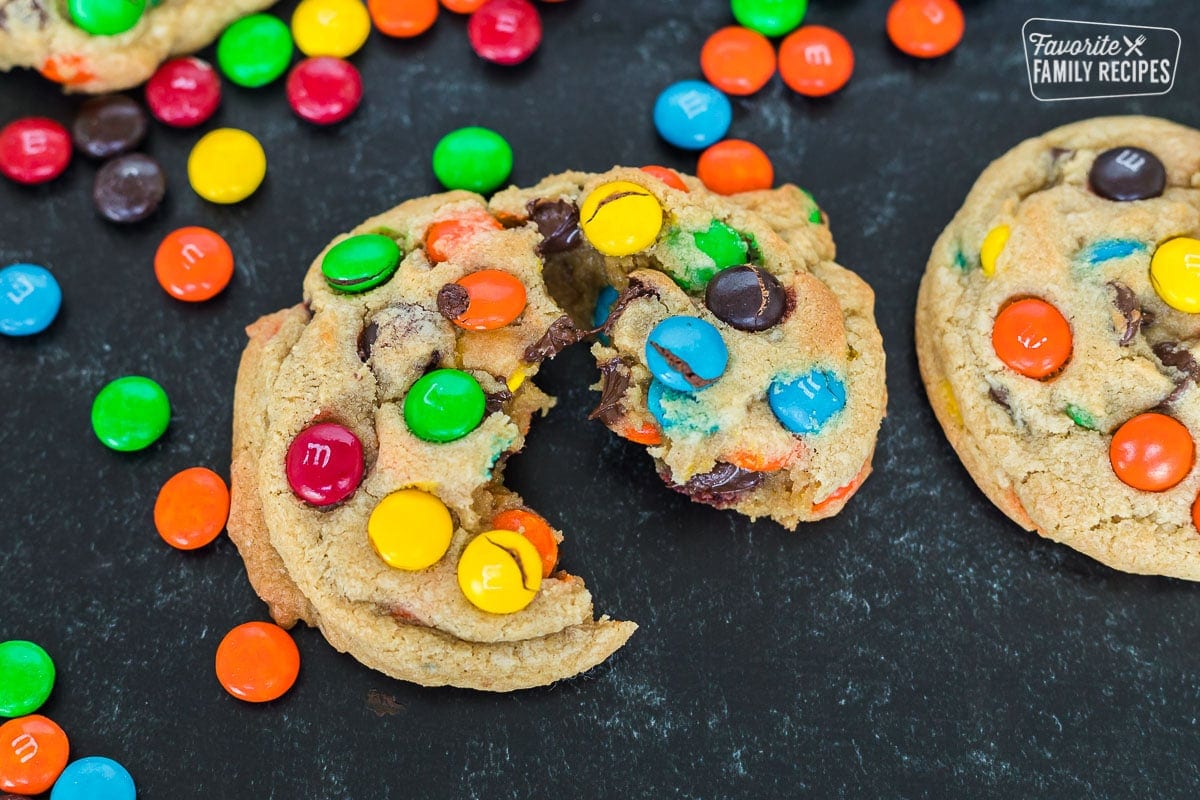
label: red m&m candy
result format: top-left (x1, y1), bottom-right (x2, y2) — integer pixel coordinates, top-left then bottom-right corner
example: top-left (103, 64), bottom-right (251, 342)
top-left (991, 297), bottom-right (1072, 380)
top-left (285, 422), bottom-right (365, 506)
top-left (778, 25), bottom-right (854, 97)
top-left (0, 118), bottom-right (71, 185)
top-left (1110, 413), bottom-right (1194, 492)
top-left (286, 57), bottom-right (364, 125)
top-left (468, 0), bottom-right (542, 65)
top-left (145, 57), bottom-right (222, 128)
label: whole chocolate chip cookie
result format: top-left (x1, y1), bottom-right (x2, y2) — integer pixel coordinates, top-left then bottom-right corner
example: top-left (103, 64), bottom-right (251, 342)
top-left (915, 116), bottom-right (1200, 580)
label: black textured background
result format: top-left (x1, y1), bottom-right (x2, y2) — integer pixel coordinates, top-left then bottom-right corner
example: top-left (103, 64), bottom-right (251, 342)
top-left (3, 1), bottom-right (1199, 797)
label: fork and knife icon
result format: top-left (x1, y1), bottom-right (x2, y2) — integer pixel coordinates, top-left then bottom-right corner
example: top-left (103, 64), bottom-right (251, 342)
top-left (1123, 34), bottom-right (1147, 56)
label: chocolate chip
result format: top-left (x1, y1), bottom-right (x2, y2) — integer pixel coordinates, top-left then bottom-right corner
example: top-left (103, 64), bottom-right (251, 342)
top-left (436, 283), bottom-right (470, 321)
top-left (588, 358), bottom-right (631, 425)
top-left (485, 386), bottom-right (514, 413)
top-left (1108, 281), bottom-right (1150, 345)
top-left (92, 153), bottom-right (165, 224)
top-left (703, 265), bottom-right (786, 331)
top-left (523, 315), bottom-right (589, 363)
top-left (1049, 147), bottom-right (1075, 162)
top-left (527, 198), bottom-right (582, 254)
top-left (357, 321), bottom-right (379, 362)
top-left (988, 384), bottom-right (1011, 412)
top-left (664, 462), bottom-right (765, 506)
top-left (1088, 147), bottom-right (1166, 202)
top-left (72, 95), bottom-right (147, 160)
top-left (1152, 341), bottom-right (1200, 405)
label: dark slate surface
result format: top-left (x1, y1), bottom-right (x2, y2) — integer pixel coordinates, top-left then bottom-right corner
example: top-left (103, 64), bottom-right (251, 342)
top-left (2, 1), bottom-right (1199, 797)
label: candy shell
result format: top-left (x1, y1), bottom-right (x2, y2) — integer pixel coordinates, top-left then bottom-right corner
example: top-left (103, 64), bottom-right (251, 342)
top-left (286, 57), bottom-right (363, 125)
top-left (579, 181), bottom-right (663, 256)
top-left (778, 25), bottom-right (854, 97)
top-left (653, 80), bottom-right (731, 150)
top-left (468, 0), bottom-right (542, 65)
top-left (321, 233), bottom-right (401, 292)
top-left (368, 489), bottom-right (454, 570)
top-left (0, 118), bottom-right (71, 185)
top-left (0, 641), bottom-right (55, 718)
top-left (768, 369), bottom-right (846, 434)
top-left (457, 530), bottom-right (542, 614)
top-left (403, 369), bottom-right (487, 442)
top-left (645, 315), bottom-right (729, 393)
top-left (215, 622), bottom-right (300, 703)
top-left (292, 0), bottom-right (372, 58)
top-left (91, 376), bottom-right (170, 452)
top-left (49, 756), bottom-right (136, 800)
top-left (188, 128), bottom-right (266, 204)
top-left (432, 126), bottom-right (513, 193)
top-left (697, 139), bottom-right (773, 195)
top-left (0, 264), bottom-right (61, 337)
top-left (145, 58), bottom-right (221, 128)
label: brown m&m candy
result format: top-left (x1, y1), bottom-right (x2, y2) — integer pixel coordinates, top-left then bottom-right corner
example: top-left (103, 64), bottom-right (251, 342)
top-left (92, 153), bottom-right (166, 223)
top-left (72, 95), bottom-right (147, 160)
top-left (704, 265), bottom-right (786, 331)
top-left (1088, 147), bottom-right (1166, 201)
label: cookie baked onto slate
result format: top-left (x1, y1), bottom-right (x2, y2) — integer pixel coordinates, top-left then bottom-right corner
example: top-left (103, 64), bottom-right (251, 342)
top-left (229, 166), bottom-right (886, 690)
top-left (0, 0), bottom-right (275, 92)
top-left (916, 116), bottom-right (1200, 580)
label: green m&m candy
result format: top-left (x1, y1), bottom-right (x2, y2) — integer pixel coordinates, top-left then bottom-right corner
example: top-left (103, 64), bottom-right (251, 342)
top-left (217, 14), bottom-right (294, 88)
top-left (731, 0), bottom-right (807, 37)
top-left (321, 234), bottom-right (401, 293)
top-left (432, 127), bottom-right (513, 194)
top-left (68, 0), bottom-right (147, 36)
top-left (0, 640), bottom-right (55, 717)
top-left (404, 369), bottom-right (486, 443)
top-left (91, 375), bottom-right (170, 452)
top-left (670, 220), bottom-right (749, 291)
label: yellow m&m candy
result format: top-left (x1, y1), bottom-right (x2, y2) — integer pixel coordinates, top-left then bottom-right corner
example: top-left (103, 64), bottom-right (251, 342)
top-left (1150, 237), bottom-right (1200, 313)
top-left (579, 181), bottom-right (663, 257)
top-left (456, 530), bottom-right (542, 614)
top-left (188, 128), bottom-right (266, 204)
top-left (368, 489), bottom-right (453, 570)
top-left (292, 0), bottom-right (372, 58)
top-left (980, 224), bottom-right (1010, 278)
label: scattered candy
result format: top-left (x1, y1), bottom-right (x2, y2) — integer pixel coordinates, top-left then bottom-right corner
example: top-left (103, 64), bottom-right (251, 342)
top-left (579, 181), bottom-right (663, 256)
top-left (1089, 147), bottom-right (1166, 201)
top-left (49, 756), bottom-right (135, 800)
top-left (0, 117), bottom-right (72, 185)
top-left (468, 0), bottom-right (542, 66)
top-left (700, 26), bottom-right (776, 96)
top-left (431, 126), bottom-right (513, 193)
top-left (285, 423), bottom-right (364, 506)
top-left (1109, 412), bottom-right (1194, 492)
top-left (1151, 238), bottom-right (1200, 313)
top-left (286, 57), bottom-right (364, 125)
top-left (154, 226), bottom-right (235, 302)
top-left (645, 315), bottom-right (728, 393)
top-left (368, 489), bottom-right (453, 570)
top-left (640, 165), bottom-right (688, 192)
top-left (91, 375), bottom-right (170, 452)
top-left (215, 622), bottom-right (300, 703)
top-left (441, 0), bottom-right (487, 11)
top-left (187, 128), bottom-right (267, 204)
top-left (696, 139), bottom-right (773, 195)
top-left (369, 0), bottom-right (438, 37)
top-left (439, 269), bottom-right (527, 330)
top-left (404, 369), bottom-right (487, 442)
top-left (321, 233), bottom-right (401, 292)
top-left (424, 211), bottom-right (502, 262)
top-left (292, 0), bottom-right (372, 58)
top-left (705, 265), bottom-right (786, 331)
top-left (886, 0), bottom-right (964, 59)
top-left (979, 224), bottom-right (1010, 277)
top-left (0, 264), bottom-right (61, 337)
top-left (527, 198), bottom-right (582, 253)
top-left (491, 508), bottom-right (558, 577)
top-left (0, 641), bottom-right (55, 718)
top-left (457, 530), bottom-right (542, 614)
top-left (92, 153), bottom-right (165, 224)
top-left (653, 80), bottom-right (731, 151)
top-left (217, 14), bottom-right (294, 88)
top-left (0, 715), bottom-right (68, 795)
top-left (72, 95), bottom-right (146, 160)
top-left (768, 369), bottom-right (846, 434)
top-left (154, 467), bottom-right (230, 550)
top-left (67, 0), bottom-right (145, 36)
top-left (592, 284), bottom-right (619, 328)
top-left (145, 58), bottom-right (222, 128)
top-left (730, 0), bottom-right (806, 37)
top-left (991, 297), bottom-right (1072, 379)
top-left (778, 25), bottom-right (854, 97)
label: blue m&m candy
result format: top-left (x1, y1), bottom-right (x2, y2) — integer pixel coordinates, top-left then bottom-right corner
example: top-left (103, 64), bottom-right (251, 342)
top-left (645, 315), bottom-right (728, 393)
top-left (50, 756), bottom-right (135, 800)
top-left (768, 369), bottom-right (846, 434)
top-left (592, 285), bottom-right (619, 329)
top-left (0, 264), bottom-right (61, 336)
top-left (653, 80), bottom-right (731, 150)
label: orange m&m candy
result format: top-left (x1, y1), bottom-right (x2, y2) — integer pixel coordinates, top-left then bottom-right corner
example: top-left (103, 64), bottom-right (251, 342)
top-left (700, 26), bottom-right (776, 96)
top-left (0, 714), bottom-right (69, 795)
top-left (991, 297), bottom-right (1072, 379)
top-left (1110, 413), bottom-right (1194, 492)
top-left (1192, 492), bottom-right (1200, 532)
top-left (697, 140), bottom-right (774, 195)
top-left (154, 467), bottom-right (231, 550)
top-left (640, 165), bottom-right (689, 192)
top-left (425, 211), bottom-right (502, 263)
top-left (778, 25), bottom-right (854, 97)
top-left (215, 621), bottom-right (300, 703)
top-left (491, 508), bottom-right (559, 577)
top-left (369, 0), bottom-right (438, 37)
top-left (619, 420), bottom-right (662, 446)
top-left (440, 269), bottom-right (527, 331)
top-left (887, 0), bottom-right (965, 59)
top-left (155, 226), bottom-right (234, 302)
top-left (440, 0), bottom-right (486, 12)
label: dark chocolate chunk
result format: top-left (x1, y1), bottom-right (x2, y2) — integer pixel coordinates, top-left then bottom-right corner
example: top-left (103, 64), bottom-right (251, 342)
top-left (1108, 281), bottom-right (1151, 345)
top-left (436, 283), bottom-right (470, 320)
top-left (523, 315), bottom-right (589, 363)
top-left (1153, 341), bottom-right (1200, 405)
top-left (1088, 147), bottom-right (1166, 202)
top-left (357, 321), bottom-right (379, 362)
top-left (72, 95), bottom-right (147, 160)
top-left (596, 278), bottom-right (658, 338)
top-left (484, 386), bottom-right (513, 413)
top-left (92, 153), bottom-right (165, 224)
top-left (988, 384), bottom-right (1011, 412)
top-left (588, 358), bottom-right (631, 425)
top-left (649, 341), bottom-right (717, 389)
top-left (1049, 147), bottom-right (1075, 162)
top-left (704, 265), bottom-right (786, 331)
top-left (527, 198), bottom-right (583, 254)
top-left (664, 462), bottom-right (765, 507)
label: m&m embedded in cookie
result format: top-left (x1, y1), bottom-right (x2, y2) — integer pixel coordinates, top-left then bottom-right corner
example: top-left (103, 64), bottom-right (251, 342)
top-left (1109, 412), bottom-right (1194, 492)
top-left (991, 297), bottom-right (1072, 379)
top-left (321, 233), bottom-right (401, 292)
top-left (1149, 237), bottom-right (1200, 313)
top-left (437, 269), bottom-right (527, 331)
top-left (705, 265), bottom-right (786, 331)
top-left (645, 316), bottom-right (729, 393)
top-left (579, 181), bottom-right (663, 256)
top-left (1088, 147), bottom-right (1166, 202)
top-left (457, 530), bottom-right (542, 614)
top-left (368, 489), bottom-right (454, 570)
top-left (768, 369), bottom-right (846, 434)
top-left (285, 422), bottom-right (364, 506)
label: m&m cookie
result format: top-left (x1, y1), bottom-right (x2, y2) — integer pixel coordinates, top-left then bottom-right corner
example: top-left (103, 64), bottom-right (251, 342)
top-left (916, 116), bottom-right (1200, 580)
